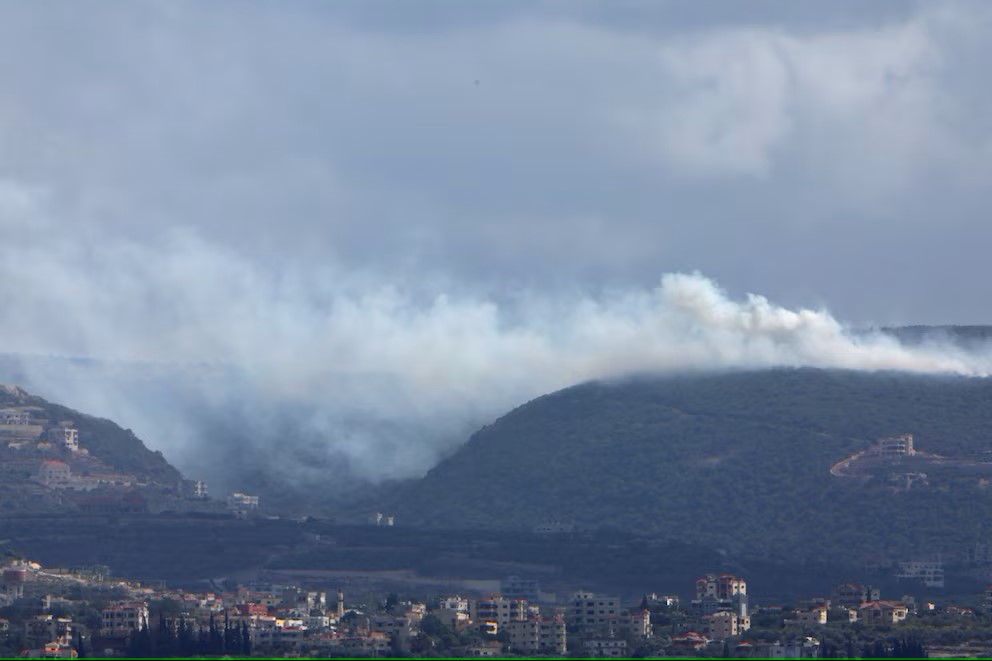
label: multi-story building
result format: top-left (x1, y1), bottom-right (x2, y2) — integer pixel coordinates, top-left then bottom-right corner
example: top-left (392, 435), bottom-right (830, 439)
top-left (703, 610), bottom-right (739, 640)
top-left (59, 428), bottom-right (79, 452)
top-left (101, 601), bottom-right (150, 637)
top-left (504, 616), bottom-right (567, 655)
top-left (692, 574), bottom-right (748, 615)
top-left (569, 591), bottom-right (621, 629)
top-left (693, 574), bottom-right (750, 634)
top-left (872, 434), bottom-right (916, 457)
top-left (671, 630), bottom-right (710, 651)
top-left (469, 596), bottom-right (527, 627)
top-left (896, 559), bottom-right (945, 588)
top-left (695, 574), bottom-right (747, 603)
top-left (37, 460), bottom-right (71, 488)
top-left (609, 610), bottom-right (652, 638)
top-left (24, 614), bottom-right (73, 646)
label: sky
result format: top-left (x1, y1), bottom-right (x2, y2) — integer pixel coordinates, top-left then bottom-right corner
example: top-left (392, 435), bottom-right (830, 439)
top-left (0, 1), bottom-right (991, 491)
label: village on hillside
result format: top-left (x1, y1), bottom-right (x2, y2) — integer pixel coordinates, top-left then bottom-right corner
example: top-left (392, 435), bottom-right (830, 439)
top-left (4, 408), bottom-right (992, 657)
top-left (0, 401), bottom-right (257, 517)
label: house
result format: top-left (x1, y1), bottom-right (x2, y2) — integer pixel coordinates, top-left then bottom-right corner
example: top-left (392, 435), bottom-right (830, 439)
top-left (858, 601), bottom-right (908, 625)
top-left (18, 642), bottom-right (77, 659)
top-left (703, 610), bottom-right (739, 640)
top-left (37, 461), bottom-right (71, 488)
top-left (790, 605), bottom-right (828, 626)
top-left (671, 630), bottom-right (709, 650)
top-left (609, 610), bottom-right (652, 638)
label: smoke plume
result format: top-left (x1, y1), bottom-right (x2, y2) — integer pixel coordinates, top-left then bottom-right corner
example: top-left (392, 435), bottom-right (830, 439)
top-left (0, 187), bottom-right (988, 494)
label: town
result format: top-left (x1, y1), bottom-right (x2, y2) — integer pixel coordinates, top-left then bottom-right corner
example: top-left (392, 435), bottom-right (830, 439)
top-left (2, 554), bottom-right (991, 658)
top-left (4, 398), bottom-right (992, 657)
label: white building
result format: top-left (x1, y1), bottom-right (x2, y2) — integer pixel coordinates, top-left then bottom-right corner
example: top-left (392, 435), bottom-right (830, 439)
top-left (100, 602), bottom-right (150, 638)
top-left (227, 492), bottom-right (259, 513)
top-left (62, 428), bottom-right (79, 452)
top-left (896, 559), bottom-right (944, 588)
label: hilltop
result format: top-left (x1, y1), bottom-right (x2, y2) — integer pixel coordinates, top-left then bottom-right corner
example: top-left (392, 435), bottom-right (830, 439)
top-left (389, 368), bottom-right (992, 567)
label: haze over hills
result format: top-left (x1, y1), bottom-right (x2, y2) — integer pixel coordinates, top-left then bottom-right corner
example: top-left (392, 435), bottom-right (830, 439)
top-left (2, 321), bottom-right (992, 514)
top-left (5, 342), bottom-right (992, 594)
top-left (389, 367), bottom-right (992, 569)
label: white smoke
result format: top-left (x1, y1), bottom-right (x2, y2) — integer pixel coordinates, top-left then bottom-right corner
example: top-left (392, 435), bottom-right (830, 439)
top-left (0, 181), bottom-right (987, 489)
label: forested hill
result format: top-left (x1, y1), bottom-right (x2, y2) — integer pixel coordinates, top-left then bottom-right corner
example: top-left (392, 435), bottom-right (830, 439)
top-left (391, 368), bottom-right (992, 565)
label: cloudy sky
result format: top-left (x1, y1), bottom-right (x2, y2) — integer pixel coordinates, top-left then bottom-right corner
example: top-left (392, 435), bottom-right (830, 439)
top-left (1, 1), bottom-right (991, 488)
top-left (2, 0), bottom-right (990, 324)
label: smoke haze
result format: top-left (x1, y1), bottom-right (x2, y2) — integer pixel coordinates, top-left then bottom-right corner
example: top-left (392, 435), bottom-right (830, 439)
top-left (0, 197), bottom-right (988, 492)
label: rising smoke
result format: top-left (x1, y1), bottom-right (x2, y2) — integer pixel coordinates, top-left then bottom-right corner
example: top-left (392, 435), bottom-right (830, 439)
top-left (0, 187), bottom-right (988, 494)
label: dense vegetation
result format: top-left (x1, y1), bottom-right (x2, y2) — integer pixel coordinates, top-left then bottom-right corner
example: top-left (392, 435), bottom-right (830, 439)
top-left (391, 368), bottom-right (992, 566)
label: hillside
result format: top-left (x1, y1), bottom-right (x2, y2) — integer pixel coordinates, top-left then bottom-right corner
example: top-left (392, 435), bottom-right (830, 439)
top-left (0, 384), bottom-right (182, 481)
top-left (390, 368), bottom-right (992, 566)
top-left (0, 384), bottom-right (186, 514)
